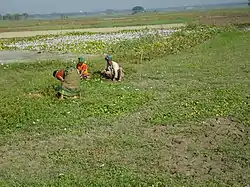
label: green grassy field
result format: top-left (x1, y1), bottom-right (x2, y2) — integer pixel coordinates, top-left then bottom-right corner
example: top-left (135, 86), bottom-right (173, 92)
top-left (0, 28), bottom-right (250, 186)
top-left (0, 7), bottom-right (249, 32)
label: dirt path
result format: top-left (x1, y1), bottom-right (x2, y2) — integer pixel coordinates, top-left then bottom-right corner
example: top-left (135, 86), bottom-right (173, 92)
top-left (0, 23), bottom-right (185, 39)
top-left (0, 50), bottom-right (98, 64)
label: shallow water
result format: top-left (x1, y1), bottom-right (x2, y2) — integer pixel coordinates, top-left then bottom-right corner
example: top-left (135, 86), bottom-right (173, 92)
top-left (0, 50), bottom-right (90, 64)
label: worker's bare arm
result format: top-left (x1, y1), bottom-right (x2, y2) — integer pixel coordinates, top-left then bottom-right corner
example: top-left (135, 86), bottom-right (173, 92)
top-left (58, 76), bottom-right (64, 82)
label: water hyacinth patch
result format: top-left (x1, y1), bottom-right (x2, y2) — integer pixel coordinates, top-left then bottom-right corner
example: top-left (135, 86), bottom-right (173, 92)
top-left (1, 29), bottom-right (177, 54)
top-left (0, 25), bottom-right (226, 63)
top-left (110, 25), bottom-right (224, 62)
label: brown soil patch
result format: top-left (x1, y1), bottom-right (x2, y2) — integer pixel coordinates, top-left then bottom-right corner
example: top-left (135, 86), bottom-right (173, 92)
top-left (28, 92), bottom-right (43, 98)
top-left (0, 116), bottom-right (249, 185)
top-left (146, 117), bottom-right (250, 184)
top-left (199, 14), bottom-right (250, 26)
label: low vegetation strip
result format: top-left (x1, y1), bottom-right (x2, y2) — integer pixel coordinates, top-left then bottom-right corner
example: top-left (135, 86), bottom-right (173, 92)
top-left (0, 23), bottom-right (185, 39)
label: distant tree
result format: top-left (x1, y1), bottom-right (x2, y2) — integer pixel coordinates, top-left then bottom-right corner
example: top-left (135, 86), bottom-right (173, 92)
top-left (60, 14), bottom-right (69, 20)
top-left (0, 14), bottom-right (2, 20)
top-left (13, 13), bottom-right (21, 20)
top-left (22, 13), bottom-right (29, 20)
top-left (132, 6), bottom-right (145, 14)
top-left (2, 14), bottom-right (7, 20)
top-left (248, 0), bottom-right (250, 6)
top-left (4, 13), bottom-right (12, 20)
top-left (105, 9), bottom-right (115, 15)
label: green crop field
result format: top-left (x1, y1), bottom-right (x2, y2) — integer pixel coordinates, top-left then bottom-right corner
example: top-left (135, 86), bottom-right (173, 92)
top-left (0, 7), bottom-right (249, 33)
top-left (0, 7), bottom-right (250, 187)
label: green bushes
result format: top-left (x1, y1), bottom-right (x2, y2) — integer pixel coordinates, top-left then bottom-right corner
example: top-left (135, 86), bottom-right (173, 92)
top-left (111, 24), bottom-right (225, 63)
top-left (0, 24), bottom-right (238, 65)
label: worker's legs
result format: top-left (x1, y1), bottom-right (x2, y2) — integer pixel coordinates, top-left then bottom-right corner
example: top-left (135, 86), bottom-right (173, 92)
top-left (103, 70), bottom-right (113, 79)
top-left (55, 85), bottom-right (79, 99)
top-left (118, 67), bottom-right (124, 81)
top-left (56, 92), bottom-right (63, 99)
top-left (86, 75), bottom-right (90, 80)
top-left (81, 74), bottom-right (91, 80)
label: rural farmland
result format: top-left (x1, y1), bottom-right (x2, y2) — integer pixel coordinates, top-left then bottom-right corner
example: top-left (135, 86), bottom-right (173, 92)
top-left (0, 7), bottom-right (250, 187)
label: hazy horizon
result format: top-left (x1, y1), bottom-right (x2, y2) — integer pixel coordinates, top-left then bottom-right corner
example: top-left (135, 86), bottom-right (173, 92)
top-left (0, 0), bottom-right (245, 14)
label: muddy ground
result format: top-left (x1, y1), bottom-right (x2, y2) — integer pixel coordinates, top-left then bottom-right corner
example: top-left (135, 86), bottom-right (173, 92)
top-left (0, 50), bottom-right (98, 64)
top-left (199, 14), bottom-right (250, 26)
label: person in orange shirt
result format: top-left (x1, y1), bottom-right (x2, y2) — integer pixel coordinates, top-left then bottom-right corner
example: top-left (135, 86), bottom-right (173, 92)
top-left (53, 66), bottom-right (80, 99)
top-left (53, 69), bottom-right (65, 82)
top-left (76, 56), bottom-right (90, 80)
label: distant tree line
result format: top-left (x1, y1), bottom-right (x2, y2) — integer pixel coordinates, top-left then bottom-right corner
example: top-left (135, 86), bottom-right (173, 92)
top-left (0, 13), bottom-right (29, 20)
top-left (60, 14), bottom-right (68, 20)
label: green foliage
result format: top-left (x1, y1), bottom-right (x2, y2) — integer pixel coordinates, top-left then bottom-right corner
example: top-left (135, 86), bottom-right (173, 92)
top-left (132, 6), bottom-right (145, 14)
top-left (0, 13), bottom-right (28, 20)
top-left (0, 25), bottom-right (231, 60)
top-left (0, 27), bottom-right (250, 187)
top-left (111, 25), bottom-right (224, 63)
top-left (0, 60), bottom-right (153, 134)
